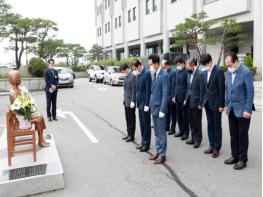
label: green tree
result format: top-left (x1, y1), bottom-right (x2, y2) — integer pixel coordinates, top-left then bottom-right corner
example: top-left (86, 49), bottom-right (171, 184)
top-left (173, 11), bottom-right (215, 60)
top-left (0, 0), bottom-right (11, 40)
top-left (58, 43), bottom-right (87, 66)
top-left (89, 44), bottom-right (103, 61)
top-left (3, 14), bottom-right (36, 69)
top-left (28, 57), bottom-right (47, 77)
top-left (30, 18), bottom-right (58, 58)
top-left (216, 18), bottom-right (245, 66)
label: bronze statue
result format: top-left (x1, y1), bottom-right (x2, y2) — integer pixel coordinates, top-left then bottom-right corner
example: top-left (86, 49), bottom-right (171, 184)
top-left (8, 70), bottom-right (49, 147)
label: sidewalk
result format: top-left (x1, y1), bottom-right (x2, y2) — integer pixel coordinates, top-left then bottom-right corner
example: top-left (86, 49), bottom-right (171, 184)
top-left (254, 81), bottom-right (262, 111)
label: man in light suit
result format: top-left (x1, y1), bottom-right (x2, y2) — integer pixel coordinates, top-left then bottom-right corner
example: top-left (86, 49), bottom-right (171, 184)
top-left (184, 60), bottom-right (203, 148)
top-left (119, 64), bottom-right (136, 142)
top-left (148, 54), bottom-right (170, 164)
top-left (133, 59), bottom-right (152, 152)
top-left (162, 60), bottom-right (177, 135)
top-left (224, 52), bottom-right (254, 170)
top-left (201, 53), bottom-right (225, 158)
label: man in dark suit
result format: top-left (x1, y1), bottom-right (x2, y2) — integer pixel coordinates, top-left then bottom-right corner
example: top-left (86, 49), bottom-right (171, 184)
top-left (224, 52), bottom-right (254, 170)
top-left (44, 58), bottom-right (59, 122)
top-left (184, 60), bottom-right (203, 148)
top-left (172, 57), bottom-right (189, 141)
top-left (162, 60), bottom-right (177, 135)
top-left (119, 64), bottom-right (136, 142)
top-left (133, 59), bottom-right (152, 152)
top-left (200, 53), bottom-right (225, 158)
top-left (148, 54), bottom-right (169, 164)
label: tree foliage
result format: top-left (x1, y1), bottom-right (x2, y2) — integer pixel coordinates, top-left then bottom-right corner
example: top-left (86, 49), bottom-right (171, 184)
top-left (89, 44), bottom-right (103, 61)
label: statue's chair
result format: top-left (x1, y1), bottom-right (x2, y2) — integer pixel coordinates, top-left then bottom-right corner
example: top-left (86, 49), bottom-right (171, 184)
top-left (6, 110), bottom-right (37, 166)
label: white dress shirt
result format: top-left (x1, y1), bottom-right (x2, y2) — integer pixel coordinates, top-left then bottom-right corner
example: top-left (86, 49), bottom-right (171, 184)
top-left (207, 65), bottom-right (215, 83)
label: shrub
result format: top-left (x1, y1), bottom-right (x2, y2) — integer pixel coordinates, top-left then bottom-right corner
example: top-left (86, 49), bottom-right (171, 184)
top-left (71, 66), bottom-right (86, 72)
top-left (243, 55), bottom-right (253, 69)
top-left (55, 62), bottom-right (69, 67)
top-left (28, 57), bottom-right (47, 77)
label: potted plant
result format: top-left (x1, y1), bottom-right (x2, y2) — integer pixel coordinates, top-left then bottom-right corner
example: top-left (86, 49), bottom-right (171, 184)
top-left (11, 87), bottom-right (37, 130)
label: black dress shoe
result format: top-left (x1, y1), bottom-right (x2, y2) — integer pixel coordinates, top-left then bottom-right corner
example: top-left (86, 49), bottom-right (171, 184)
top-left (234, 161), bottom-right (247, 170)
top-left (140, 145), bottom-right (149, 152)
top-left (122, 136), bottom-right (129, 140)
top-left (48, 117), bottom-right (52, 122)
top-left (166, 128), bottom-right (170, 132)
top-left (126, 136), bottom-right (134, 142)
top-left (204, 147), bottom-right (213, 154)
top-left (53, 117), bottom-right (58, 121)
top-left (224, 157), bottom-right (239, 165)
top-left (136, 145), bottom-right (143, 149)
top-left (174, 133), bottom-right (183, 137)
top-left (168, 131), bottom-right (175, 135)
top-left (212, 149), bottom-right (220, 158)
top-left (181, 135), bottom-right (188, 141)
top-left (186, 140), bottom-right (194, 145)
top-left (193, 142), bottom-right (200, 148)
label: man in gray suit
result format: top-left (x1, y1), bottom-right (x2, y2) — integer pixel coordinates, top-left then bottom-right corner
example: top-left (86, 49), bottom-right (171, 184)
top-left (148, 54), bottom-right (170, 164)
top-left (119, 64), bottom-right (136, 142)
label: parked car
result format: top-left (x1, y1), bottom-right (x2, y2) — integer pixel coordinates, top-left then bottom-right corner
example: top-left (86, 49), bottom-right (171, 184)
top-left (87, 65), bottom-right (105, 83)
top-left (103, 66), bottom-right (125, 86)
top-left (54, 67), bottom-right (74, 88)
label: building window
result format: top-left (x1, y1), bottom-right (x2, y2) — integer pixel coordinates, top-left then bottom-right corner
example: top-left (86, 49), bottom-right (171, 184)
top-left (153, 0), bottom-right (157, 12)
top-left (115, 18), bottom-right (117, 28)
top-left (128, 10), bottom-right (131, 23)
top-left (133, 7), bottom-right (136, 21)
top-left (105, 23), bottom-right (107, 33)
top-left (105, 0), bottom-right (107, 9)
top-left (108, 21), bottom-right (110, 32)
top-left (146, 0), bottom-right (150, 15)
top-left (171, 0), bottom-right (176, 3)
top-left (119, 15), bottom-right (121, 27)
top-left (108, 0), bottom-right (110, 7)
top-left (204, 0), bottom-right (217, 4)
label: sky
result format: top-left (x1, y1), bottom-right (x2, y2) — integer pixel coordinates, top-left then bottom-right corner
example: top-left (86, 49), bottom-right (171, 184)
top-left (0, 0), bottom-right (96, 65)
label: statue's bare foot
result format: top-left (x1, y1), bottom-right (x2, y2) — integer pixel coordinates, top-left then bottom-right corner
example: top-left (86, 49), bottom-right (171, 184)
top-left (38, 140), bottom-right (50, 147)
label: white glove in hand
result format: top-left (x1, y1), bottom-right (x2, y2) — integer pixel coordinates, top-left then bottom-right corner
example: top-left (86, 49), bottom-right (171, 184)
top-left (144, 106), bottom-right (149, 112)
top-left (159, 112), bottom-right (165, 118)
top-left (130, 102), bottom-right (135, 108)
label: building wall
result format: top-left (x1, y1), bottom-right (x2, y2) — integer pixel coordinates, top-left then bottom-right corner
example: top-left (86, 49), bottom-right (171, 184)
top-left (113, 0), bottom-right (124, 45)
top-left (126, 0), bottom-right (140, 42)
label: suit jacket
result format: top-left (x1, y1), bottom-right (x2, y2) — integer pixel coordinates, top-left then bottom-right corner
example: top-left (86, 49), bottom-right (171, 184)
top-left (44, 68), bottom-right (59, 92)
top-left (185, 69), bottom-right (203, 109)
top-left (226, 64), bottom-right (254, 117)
top-left (202, 65), bottom-right (225, 111)
top-left (149, 68), bottom-right (170, 117)
top-left (166, 67), bottom-right (176, 103)
top-left (136, 67), bottom-right (152, 110)
top-left (123, 71), bottom-right (136, 108)
top-left (173, 68), bottom-right (188, 103)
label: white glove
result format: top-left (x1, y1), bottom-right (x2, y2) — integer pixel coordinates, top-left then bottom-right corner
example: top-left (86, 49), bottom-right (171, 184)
top-left (159, 112), bottom-right (165, 118)
top-left (130, 102), bottom-right (135, 108)
top-left (144, 106), bottom-right (149, 112)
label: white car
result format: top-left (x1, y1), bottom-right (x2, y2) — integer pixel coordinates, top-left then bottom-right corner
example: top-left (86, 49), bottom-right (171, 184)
top-left (54, 67), bottom-right (74, 88)
top-left (87, 65), bottom-right (105, 83)
top-left (103, 66), bottom-right (125, 86)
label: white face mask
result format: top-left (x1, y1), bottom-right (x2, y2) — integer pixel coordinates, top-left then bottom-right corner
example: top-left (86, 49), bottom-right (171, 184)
top-left (200, 66), bottom-right (209, 72)
top-left (133, 70), bottom-right (140, 76)
top-left (177, 66), bottom-right (183, 71)
top-left (123, 72), bottom-right (128, 77)
top-left (228, 67), bottom-right (235, 73)
top-left (150, 66), bottom-right (155, 73)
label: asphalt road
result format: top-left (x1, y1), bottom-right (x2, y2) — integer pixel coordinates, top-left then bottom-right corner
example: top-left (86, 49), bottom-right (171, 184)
top-left (0, 78), bottom-right (261, 197)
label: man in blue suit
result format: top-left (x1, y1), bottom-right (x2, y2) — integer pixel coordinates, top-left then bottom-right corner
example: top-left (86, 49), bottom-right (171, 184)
top-left (201, 53), bottom-right (225, 158)
top-left (172, 57), bottom-right (189, 141)
top-left (224, 52), bottom-right (254, 170)
top-left (162, 60), bottom-right (177, 135)
top-left (133, 59), bottom-right (152, 152)
top-left (148, 54), bottom-right (170, 164)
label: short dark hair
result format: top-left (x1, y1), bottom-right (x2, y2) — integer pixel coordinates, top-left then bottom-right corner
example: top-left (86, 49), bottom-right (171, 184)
top-left (148, 54), bottom-right (160, 64)
top-left (199, 53), bottom-right (212, 65)
top-left (48, 58), bottom-right (55, 64)
top-left (132, 59), bottom-right (141, 68)
top-left (163, 59), bottom-right (170, 65)
top-left (175, 57), bottom-right (185, 65)
top-left (119, 64), bottom-right (129, 72)
top-left (189, 59), bottom-right (197, 67)
top-left (224, 52), bottom-right (239, 63)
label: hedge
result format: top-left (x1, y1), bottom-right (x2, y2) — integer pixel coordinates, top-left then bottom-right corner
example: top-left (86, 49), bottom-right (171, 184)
top-left (28, 57), bottom-right (47, 77)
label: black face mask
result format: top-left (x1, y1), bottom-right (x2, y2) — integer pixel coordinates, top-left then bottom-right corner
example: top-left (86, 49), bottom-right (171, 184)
top-left (188, 70), bottom-right (193, 74)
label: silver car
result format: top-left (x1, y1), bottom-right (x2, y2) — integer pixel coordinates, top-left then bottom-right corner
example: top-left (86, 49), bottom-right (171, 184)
top-left (103, 66), bottom-right (125, 86)
top-left (54, 67), bottom-right (74, 88)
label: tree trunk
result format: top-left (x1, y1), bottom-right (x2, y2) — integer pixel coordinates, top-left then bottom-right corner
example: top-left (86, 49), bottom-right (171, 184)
top-left (18, 41), bottom-right (24, 69)
top-left (15, 34), bottom-right (19, 69)
top-left (217, 29), bottom-right (226, 66)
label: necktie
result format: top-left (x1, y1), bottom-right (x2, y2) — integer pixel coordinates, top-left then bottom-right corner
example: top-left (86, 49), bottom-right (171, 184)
top-left (153, 72), bottom-right (156, 81)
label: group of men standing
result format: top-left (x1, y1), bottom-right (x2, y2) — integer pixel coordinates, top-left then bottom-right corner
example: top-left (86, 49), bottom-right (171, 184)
top-left (120, 52), bottom-right (254, 170)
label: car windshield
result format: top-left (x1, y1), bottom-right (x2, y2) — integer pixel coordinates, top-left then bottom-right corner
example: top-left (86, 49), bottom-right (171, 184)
top-left (57, 68), bottom-right (70, 74)
top-left (94, 65), bottom-right (105, 70)
top-left (112, 67), bottom-right (120, 73)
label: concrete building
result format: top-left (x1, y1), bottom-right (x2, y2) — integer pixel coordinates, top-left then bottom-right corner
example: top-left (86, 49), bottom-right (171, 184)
top-left (95, 0), bottom-right (262, 78)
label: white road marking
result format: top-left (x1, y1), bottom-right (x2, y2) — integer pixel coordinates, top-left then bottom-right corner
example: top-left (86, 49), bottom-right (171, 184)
top-left (98, 87), bottom-right (107, 91)
top-left (56, 109), bottom-right (66, 119)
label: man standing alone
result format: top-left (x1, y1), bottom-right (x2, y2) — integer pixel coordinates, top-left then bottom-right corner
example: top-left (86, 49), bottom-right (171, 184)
top-left (148, 54), bottom-right (169, 164)
top-left (44, 59), bottom-right (59, 122)
top-left (120, 64), bottom-right (136, 142)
